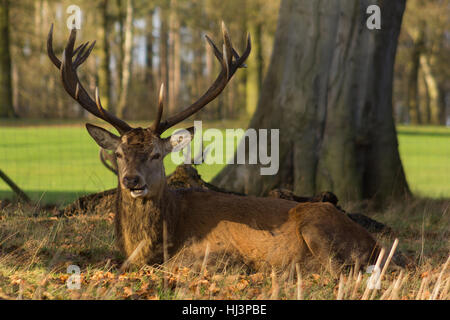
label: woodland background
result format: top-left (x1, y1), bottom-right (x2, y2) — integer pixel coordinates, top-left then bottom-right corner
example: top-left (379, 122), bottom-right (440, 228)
top-left (0, 0), bottom-right (448, 125)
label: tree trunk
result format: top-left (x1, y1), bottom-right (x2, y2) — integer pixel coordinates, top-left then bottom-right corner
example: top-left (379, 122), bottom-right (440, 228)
top-left (406, 24), bottom-right (425, 124)
top-left (420, 67), bottom-right (431, 124)
top-left (213, 0), bottom-right (409, 205)
top-left (116, 0), bottom-right (125, 101)
top-left (245, 22), bottom-right (263, 117)
top-left (159, 5), bottom-right (169, 110)
top-left (420, 55), bottom-right (440, 125)
top-left (11, 61), bottom-right (18, 113)
top-left (117, 0), bottom-right (134, 118)
top-left (204, 34), bottom-right (218, 119)
top-left (361, 0), bottom-right (410, 202)
top-left (168, 0), bottom-right (181, 114)
top-left (98, 0), bottom-right (112, 112)
top-left (437, 84), bottom-right (447, 125)
top-left (0, 0), bottom-right (14, 118)
top-left (192, 30), bottom-right (203, 102)
top-left (145, 10), bottom-right (155, 90)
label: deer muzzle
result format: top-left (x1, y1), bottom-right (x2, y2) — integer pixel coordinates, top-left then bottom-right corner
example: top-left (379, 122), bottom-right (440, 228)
top-left (122, 175), bottom-right (148, 198)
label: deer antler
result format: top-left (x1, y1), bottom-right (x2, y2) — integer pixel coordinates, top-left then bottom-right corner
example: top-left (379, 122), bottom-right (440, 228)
top-left (149, 83), bottom-right (165, 132)
top-left (47, 24), bottom-right (132, 135)
top-left (152, 22), bottom-right (251, 135)
top-left (48, 23), bottom-right (249, 136)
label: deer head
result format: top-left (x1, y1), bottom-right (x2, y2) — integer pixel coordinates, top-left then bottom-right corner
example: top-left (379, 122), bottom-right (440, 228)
top-left (47, 23), bottom-right (250, 199)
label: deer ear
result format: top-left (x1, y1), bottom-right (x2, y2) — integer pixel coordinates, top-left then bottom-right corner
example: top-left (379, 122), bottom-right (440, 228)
top-left (86, 123), bottom-right (120, 150)
top-left (163, 126), bottom-right (195, 154)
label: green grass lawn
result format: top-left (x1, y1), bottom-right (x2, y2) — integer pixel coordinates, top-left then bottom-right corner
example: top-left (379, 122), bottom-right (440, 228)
top-left (397, 125), bottom-right (450, 199)
top-left (0, 121), bottom-right (448, 203)
top-left (0, 120), bottom-right (247, 204)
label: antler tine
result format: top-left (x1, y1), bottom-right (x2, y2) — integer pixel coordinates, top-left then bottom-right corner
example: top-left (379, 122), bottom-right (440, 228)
top-left (205, 34), bottom-right (222, 62)
top-left (155, 22), bottom-right (250, 134)
top-left (48, 26), bottom-right (132, 135)
top-left (47, 24), bottom-right (61, 69)
top-left (75, 82), bottom-right (80, 100)
top-left (74, 41), bottom-right (96, 69)
top-left (239, 34), bottom-right (251, 67)
top-left (150, 83), bottom-right (165, 132)
top-left (95, 87), bottom-right (106, 117)
top-left (205, 32), bottom-right (250, 71)
top-left (72, 41), bottom-right (89, 60)
top-left (204, 32), bottom-right (250, 72)
top-left (221, 21), bottom-right (233, 71)
top-left (223, 44), bottom-right (230, 80)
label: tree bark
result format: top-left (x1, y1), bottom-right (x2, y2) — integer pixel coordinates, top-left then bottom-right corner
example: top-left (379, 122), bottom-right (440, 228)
top-left (361, 0), bottom-right (410, 202)
top-left (117, 0), bottom-right (134, 118)
top-left (420, 67), bottom-right (431, 124)
top-left (116, 0), bottom-right (125, 102)
top-left (406, 23), bottom-right (425, 124)
top-left (0, 0), bottom-right (14, 118)
top-left (420, 54), bottom-right (440, 124)
top-left (245, 22), bottom-right (263, 117)
top-left (168, 0), bottom-right (181, 113)
top-left (159, 4), bottom-right (170, 110)
top-left (145, 10), bottom-right (155, 90)
top-left (437, 84), bottom-right (447, 125)
top-left (98, 0), bottom-right (112, 112)
top-left (213, 0), bottom-right (409, 205)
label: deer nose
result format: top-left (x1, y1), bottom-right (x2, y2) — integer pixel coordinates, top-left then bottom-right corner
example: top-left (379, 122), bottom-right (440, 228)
top-left (122, 175), bottom-right (141, 189)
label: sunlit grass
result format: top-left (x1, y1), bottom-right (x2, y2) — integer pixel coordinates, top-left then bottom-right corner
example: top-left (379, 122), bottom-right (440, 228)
top-left (0, 121), bottom-right (448, 203)
top-left (397, 125), bottom-right (450, 198)
top-left (0, 120), bottom-right (247, 204)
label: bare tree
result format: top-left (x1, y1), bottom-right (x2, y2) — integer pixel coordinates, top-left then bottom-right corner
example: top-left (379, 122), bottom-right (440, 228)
top-left (159, 3), bottom-right (170, 112)
top-left (0, 0), bottom-right (14, 117)
top-left (407, 22), bottom-right (425, 124)
top-left (117, 0), bottom-right (134, 118)
top-left (97, 0), bottom-right (112, 111)
top-left (168, 0), bottom-right (181, 112)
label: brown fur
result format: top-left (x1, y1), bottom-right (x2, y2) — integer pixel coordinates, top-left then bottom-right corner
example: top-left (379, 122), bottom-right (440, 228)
top-left (89, 127), bottom-right (382, 274)
top-left (116, 185), bottom-right (381, 274)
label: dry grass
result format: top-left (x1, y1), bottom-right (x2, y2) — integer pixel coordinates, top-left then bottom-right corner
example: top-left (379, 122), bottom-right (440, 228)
top-left (0, 197), bottom-right (448, 300)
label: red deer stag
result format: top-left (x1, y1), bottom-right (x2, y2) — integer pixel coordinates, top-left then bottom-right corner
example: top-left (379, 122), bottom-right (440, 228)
top-left (48, 24), bottom-right (384, 274)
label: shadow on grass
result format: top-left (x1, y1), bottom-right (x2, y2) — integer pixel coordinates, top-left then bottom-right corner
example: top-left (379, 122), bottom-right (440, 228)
top-left (0, 190), bottom-right (96, 205)
top-left (397, 129), bottom-right (450, 138)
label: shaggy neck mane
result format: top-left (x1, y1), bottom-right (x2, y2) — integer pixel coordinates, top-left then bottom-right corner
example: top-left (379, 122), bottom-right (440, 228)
top-left (115, 183), bottom-right (177, 265)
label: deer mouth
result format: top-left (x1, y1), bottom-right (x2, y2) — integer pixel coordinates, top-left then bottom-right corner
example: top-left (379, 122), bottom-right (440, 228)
top-left (130, 185), bottom-right (148, 198)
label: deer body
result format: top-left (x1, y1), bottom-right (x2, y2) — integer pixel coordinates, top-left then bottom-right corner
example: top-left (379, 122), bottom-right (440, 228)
top-left (116, 182), bottom-right (379, 272)
top-left (116, 186), bottom-right (299, 267)
top-left (48, 24), bottom-right (382, 274)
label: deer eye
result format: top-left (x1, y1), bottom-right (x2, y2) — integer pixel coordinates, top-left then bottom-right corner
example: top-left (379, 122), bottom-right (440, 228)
top-left (151, 153), bottom-right (161, 161)
top-left (115, 152), bottom-right (122, 159)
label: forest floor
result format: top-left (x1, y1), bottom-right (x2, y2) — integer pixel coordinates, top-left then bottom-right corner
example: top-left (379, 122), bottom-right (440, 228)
top-left (0, 196), bottom-right (448, 300)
